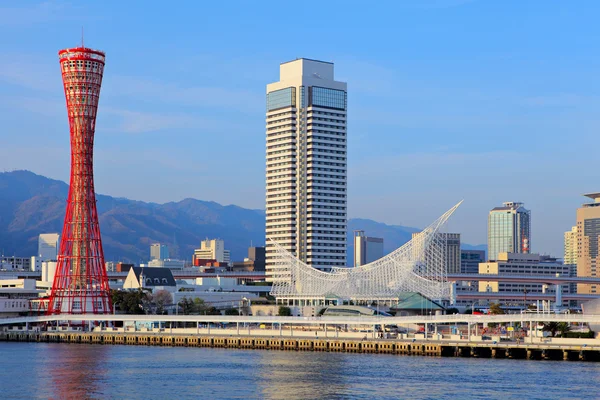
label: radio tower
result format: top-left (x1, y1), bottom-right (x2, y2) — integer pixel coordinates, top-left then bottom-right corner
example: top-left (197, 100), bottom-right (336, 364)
top-left (47, 42), bottom-right (112, 314)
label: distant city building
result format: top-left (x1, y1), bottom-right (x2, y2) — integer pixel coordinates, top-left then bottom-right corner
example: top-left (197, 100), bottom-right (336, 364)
top-left (478, 252), bottom-right (570, 306)
top-left (265, 58), bottom-right (348, 282)
top-left (354, 231), bottom-right (384, 267)
top-left (105, 262), bottom-right (132, 273)
top-left (0, 256), bottom-right (31, 271)
top-left (232, 246), bottom-right (266, 272)
top-left (488, 202), bottom-right (531, 261)
top-left (150, 243), bottom-right (169, 261)
top-left (460, 250), bottom-right (486, 274)
top-left (564, 226), bottom-right (578, 266)
top-left (411, 232), bottom-right (460, 274)
top-left (576, 193), bottom-right (600, 294)
top-left (38, 233), bottom-right (59, 261)
top-left (193, 239), bottom-right (231, 265)
top-left (105, 261), bottom-right (116, 273)
top-left (564, 226), bottom-right (578, 295)
top-left (147, 259), bottom-right (185, 270)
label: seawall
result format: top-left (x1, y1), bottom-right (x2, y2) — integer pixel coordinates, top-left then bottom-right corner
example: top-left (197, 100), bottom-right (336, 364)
top-left (2, 331), bottom-right (600, 361)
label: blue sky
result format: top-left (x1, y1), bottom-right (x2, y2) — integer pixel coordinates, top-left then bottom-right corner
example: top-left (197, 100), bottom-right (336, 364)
top-left (0, 0), bottom-right (598, 256)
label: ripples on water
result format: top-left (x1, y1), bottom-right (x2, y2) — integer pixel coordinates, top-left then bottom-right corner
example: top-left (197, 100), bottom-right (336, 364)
top-left (0, 342), bottom-right (598, 399)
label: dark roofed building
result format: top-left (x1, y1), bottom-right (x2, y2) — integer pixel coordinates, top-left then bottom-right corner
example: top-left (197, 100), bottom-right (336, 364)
top-left (123, 267), bottom-right (176, 290)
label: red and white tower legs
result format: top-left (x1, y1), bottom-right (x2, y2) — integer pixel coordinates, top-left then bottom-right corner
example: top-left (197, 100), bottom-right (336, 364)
top-left (47, 46), bottom-right (112, 315)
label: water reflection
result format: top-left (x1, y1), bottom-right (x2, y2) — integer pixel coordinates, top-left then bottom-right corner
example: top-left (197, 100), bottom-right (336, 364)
top-left (45, 344), bottom-right (108, 399)
top-left (2, 343), bottom-right (600, 400)
top-left (256, 352), bottom-right (350, 399)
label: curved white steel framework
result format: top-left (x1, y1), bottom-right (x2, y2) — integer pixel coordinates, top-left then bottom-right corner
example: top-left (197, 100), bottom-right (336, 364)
top-left (270, 202), bottom-right (462, 304)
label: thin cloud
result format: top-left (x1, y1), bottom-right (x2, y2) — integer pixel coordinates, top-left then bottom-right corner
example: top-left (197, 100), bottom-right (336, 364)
top-left (0, 54), bottom-right (61, 92)
top-left (100, 107), bottom-right (248, 134)
top-left (103, 76), bottom-right (264, 114)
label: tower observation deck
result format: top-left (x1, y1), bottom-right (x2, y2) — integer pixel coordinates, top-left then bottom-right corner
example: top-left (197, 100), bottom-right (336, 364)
top-left (47, 46), bottom-right (111, 314)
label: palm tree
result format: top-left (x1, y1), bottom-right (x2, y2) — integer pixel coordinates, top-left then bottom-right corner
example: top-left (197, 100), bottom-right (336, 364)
top-left (557, 322), bottom-right (571, 337)
top-left (543, 322), bottom-right (560, 337)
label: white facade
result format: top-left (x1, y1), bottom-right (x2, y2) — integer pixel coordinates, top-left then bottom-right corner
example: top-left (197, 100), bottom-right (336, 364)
top-left (38, 233), bottom-right (60, 261)
top-left (353, 231), bottom-right (384, 267)
top-left (41, 261), bottom-right (58, 284)
top-left (266, 58), bottom-right (348, 281)
top-left (564, 225), bottom-right (578, 266)
top-left (478, 253), bottom-right (571, 303)
top-left (0, 256), bottom-right (31, 271)
top-left (150, 243), bottom-right (169, 261)
top-left (147, 259), bottom-right (185, 270)
top-left (194, 239), bottom-right (231, 264)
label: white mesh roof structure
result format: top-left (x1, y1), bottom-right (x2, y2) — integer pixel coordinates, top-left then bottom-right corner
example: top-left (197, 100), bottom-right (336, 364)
top-left (270, 201), bottom-right (462, 303)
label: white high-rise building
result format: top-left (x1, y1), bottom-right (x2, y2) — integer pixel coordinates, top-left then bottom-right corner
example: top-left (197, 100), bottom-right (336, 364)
top-left (38, 233), bottom-right (59, 261)
top-left (266, 58), bottom-right (348, 281)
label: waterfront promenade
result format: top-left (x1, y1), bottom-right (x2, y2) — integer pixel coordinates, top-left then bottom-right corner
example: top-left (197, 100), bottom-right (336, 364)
top-left (2, 313), bottom-right (599, 362)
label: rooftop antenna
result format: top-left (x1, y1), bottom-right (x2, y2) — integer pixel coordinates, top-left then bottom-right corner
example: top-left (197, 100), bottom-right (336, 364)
top-left (81, 26), bottom-right (84, 48)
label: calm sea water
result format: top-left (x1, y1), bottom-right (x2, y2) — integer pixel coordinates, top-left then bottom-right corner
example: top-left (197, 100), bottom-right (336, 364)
top-left (0, 342), bottom-right (598, 399)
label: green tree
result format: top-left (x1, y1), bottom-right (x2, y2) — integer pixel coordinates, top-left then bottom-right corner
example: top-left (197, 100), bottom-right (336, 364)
top-left (110, 289), bottom-right (148, 315)
top-left (445, 307), bottom-right (459, 315)
top-left (489, 303), bottom-right (505, 315)
top-left (543, 322), bottom-right (560, 337)
top-left (557, 322), bottom-right (572, 337)
top-left (205, 306), bottom-right (221, 315)
top-left (180, 297), bottom-right (196, 315)
top-left (224, 308), bottom-right (240, 315)
top-left (192, 298), bottom-right (207, 314)
top-left (278, 306), bottom-right (292, 316)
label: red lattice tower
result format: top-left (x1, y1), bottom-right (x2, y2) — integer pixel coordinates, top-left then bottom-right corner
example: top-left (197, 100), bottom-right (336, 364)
top-left (47, 46), bottom-right (112, 315)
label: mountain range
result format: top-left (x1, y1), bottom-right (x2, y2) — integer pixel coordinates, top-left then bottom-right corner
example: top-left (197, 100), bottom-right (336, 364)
top-left (0, 170), bottom-right (484, 264)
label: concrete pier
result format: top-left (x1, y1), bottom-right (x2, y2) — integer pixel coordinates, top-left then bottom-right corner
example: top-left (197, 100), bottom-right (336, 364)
top-left (1, 331), bottom-right (599, 362)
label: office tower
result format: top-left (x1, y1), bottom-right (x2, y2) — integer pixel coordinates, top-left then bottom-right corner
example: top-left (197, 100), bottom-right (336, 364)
top-left (576, 193), bottom-right (600, 294)
top-left (353, 231), bottom-right (384, 267)
top-left (150, 243), bottom-right (169, 261)
top-left (487, 202), bottom-right (531, 261)
top-left (265, 58), bottom-right (347, 281)
top-left (193, 238), bottom-right (231, 265)
top-left (412, 232), bottom-right (461, 274)
top-left (47, 45), bottom-right (111, 315)
top-left (232, 246), bottom-right (266, 272)
top-left (38, 233), bottom-right (60, 261)
top-left (460, 249), bottom-right (486, 274)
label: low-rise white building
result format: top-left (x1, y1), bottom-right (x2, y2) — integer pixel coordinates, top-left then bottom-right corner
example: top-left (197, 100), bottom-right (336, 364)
top-left (0, 256), bottom-right (32, 271)
top-left (0, 278), bottom-right (46, 317)
top-left (478, 252), bottom-right (571, 306)
top-left (146, 259), bottom-right (186, 270)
